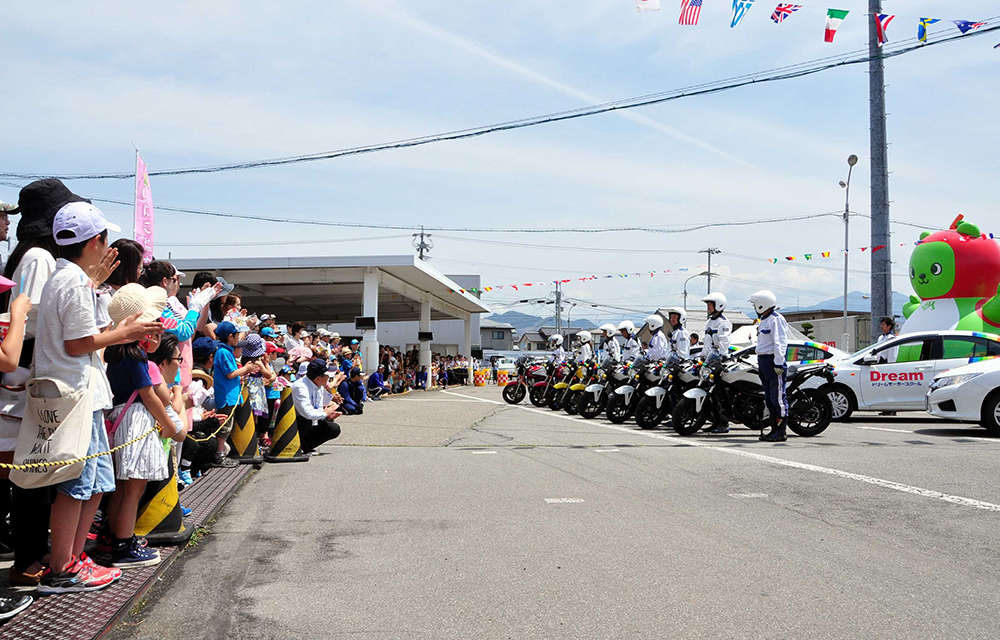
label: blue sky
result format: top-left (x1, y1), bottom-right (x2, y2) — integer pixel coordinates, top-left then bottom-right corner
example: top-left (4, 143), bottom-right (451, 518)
top-left (1, 1), bottom-right (997, 321)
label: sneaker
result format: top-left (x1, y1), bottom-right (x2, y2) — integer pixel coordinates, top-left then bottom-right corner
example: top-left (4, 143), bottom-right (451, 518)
top-left (178, 469), bottom-right (194, 485)
top-left (112, 538), bottom-right (161, 569)
top-left (708, 425), bottom-right (730, 434)
top-left (0, 594), bottom-right (33, 620)
top-left (80, 553), bottom-right (122, 584)
top-left (762, 431), bottom-right (788, 442)
top-left (38, 557), bottom-right (115, 594)
top-left (96, 528), bottom-right (114, 553)
top-left (181, 506), bottom-right (192, 517)
top-left (211, 454), bottom-right (240, 469)
top-left (8, 566), bottom-right (44, 587)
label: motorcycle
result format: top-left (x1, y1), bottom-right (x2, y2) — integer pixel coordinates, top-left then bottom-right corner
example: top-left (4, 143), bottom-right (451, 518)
top-left (502, 357), bottom-right (547, 405)
top-left (530, 361), bottom-right (571, 407)
top-left (672, 350), bottom-right (835, 437)
top-left (561, 359), bottom-right (600, 415)
top-left (549, 359), bottom-right (585, 411)
top-left (606, 359), bottom-right (660, 424)
top-left (634, 354), bottom-right (697, 429)
top-left (577, 359), bottom-right (630, 419)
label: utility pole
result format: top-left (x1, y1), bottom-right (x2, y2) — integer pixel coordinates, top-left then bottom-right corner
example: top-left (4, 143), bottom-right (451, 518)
top-left (554, 282), bottom-right (562, 339)
top-left (869, 0), bottom-right (892, 340)
top-left (700, 248), bottom-right (721, 294)
top-left (412, 225), bottom-right (433, 261)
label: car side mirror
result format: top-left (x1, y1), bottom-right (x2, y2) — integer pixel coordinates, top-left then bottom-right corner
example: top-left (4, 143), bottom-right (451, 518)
top-left (861, 354), bottom-right (879, 365)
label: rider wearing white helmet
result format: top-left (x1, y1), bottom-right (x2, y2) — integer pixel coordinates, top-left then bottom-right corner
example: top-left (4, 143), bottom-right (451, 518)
top-left (749, 290), bottom-right (790, 442)
top-left (644, 314), bottom-right (668, 361)
top-left (618, 320), bottom-right (641, 361)
top-left (665, 307), bottom-right (690, 358)
top-left (548, 333), bottom-right (566, 364)
top-left (599, 323), bottom-right (620, 364)
top-left (575, 330), bottom-right (594, 363)
top-left (702, 292), bottom-right (733, 434)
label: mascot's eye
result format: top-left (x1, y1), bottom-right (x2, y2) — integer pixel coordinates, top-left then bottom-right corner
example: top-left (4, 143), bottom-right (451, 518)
top-left (910, 267), bottom-right (915, 279)
top-left (930, 263), bottom-right (943, 276)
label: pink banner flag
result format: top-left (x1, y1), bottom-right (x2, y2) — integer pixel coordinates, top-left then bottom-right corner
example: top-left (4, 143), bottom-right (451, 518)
top-left (133, 152), bottom-right (155, 263)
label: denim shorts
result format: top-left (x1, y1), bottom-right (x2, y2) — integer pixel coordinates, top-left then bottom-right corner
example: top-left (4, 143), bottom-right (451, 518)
top-left (57, 410), bottom-right (117, 501)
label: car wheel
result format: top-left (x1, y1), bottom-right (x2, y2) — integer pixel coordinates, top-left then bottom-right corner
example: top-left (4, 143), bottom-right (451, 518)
top-left (826, 385), bottom-right (855, 422)
top-left (981, 391), bottom-right (1000, 436)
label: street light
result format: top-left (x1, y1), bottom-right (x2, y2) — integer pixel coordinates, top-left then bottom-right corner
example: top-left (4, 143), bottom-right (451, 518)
top-left (683, 271), bottom-right (711, 311)
top-left (840, 154), bottom-right (859, 351)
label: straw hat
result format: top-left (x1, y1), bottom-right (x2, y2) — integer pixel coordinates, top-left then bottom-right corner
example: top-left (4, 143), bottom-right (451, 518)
top-left (108, 283), bottom-right (168, 327)
top-left (191, 369), bottom-right (213, 389)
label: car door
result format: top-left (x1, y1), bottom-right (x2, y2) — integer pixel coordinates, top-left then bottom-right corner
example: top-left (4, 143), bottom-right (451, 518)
top-left (936, 336), bottom-right (1000, 377)
top-left (858, 336), bottom-right (938, 409)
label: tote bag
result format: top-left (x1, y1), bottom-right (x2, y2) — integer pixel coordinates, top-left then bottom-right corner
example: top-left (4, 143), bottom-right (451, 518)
top-left (10, 359), bottom-right (100, 489)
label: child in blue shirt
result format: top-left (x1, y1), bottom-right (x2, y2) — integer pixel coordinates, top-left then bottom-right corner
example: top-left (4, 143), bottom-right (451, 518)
top-left (211, 321), bottom-right (258, 466)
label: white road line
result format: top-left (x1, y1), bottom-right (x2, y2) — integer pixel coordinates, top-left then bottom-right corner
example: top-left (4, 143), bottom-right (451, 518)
top-left (444, 390), bottom-right (1000, 514)
top-left (729, 493), bottom-right (769, 499)
top-left (852, 425), bottom-right (1000, 443)
top-left (545, 498), bottom-right (585, 504)
top-left (855, 426), bottom-right (914, 433)
top-left (593, 449), bottom-right (621, 453)
top-left (471, 451), bottom-right (498, 455)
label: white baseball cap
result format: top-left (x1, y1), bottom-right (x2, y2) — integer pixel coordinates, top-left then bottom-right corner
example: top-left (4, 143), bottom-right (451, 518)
top-left (53, 202), bottom-right (121, 246)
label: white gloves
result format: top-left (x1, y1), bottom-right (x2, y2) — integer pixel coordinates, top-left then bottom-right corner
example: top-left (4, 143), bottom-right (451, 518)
top-left (187, 286), bottom-right (216, 314)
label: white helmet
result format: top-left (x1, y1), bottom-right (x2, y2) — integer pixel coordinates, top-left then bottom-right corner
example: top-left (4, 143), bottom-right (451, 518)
top-left (599, 323), bottom-right (617, 336)
top-left (702, 292), bottom-right (727, 312)
top-left (548, 334), bottom-right (563, 347)
top-left (749, 290), bottom-right (778, 316)
top-left (576, 330), bottom-right (593, 344)
top-left (645, 314), bottom-right (664, 332)
top-left (618, 320), bottom-right (635, 333)
top-left (666, 307), bottom-right (686, 325)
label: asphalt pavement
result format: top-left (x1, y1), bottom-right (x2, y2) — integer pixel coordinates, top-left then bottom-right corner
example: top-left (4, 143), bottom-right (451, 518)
top-left (113, 385), bottom-right (1000, 639)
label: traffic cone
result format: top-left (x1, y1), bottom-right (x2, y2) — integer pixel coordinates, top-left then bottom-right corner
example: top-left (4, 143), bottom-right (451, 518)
top-left (227, 387), bottom-right (263, 465)
top-left (134, 451), bottom-right (192, 546)
top-left (264, 387), bottom-right (309, 463)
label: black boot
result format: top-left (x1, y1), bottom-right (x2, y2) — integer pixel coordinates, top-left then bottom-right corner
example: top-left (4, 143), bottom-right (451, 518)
top-left (759, 416), bottom-right (775, 441)
top-left (763, 417), bottom-right (787, 442)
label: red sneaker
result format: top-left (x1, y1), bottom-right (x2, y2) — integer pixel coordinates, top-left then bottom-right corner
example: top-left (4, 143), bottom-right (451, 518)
top-left (80, 553), bottom-right (122, 583)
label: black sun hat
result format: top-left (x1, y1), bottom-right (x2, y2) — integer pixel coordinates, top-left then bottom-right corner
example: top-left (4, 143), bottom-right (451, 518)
top-left (17, 178), bottom-right (89, 240)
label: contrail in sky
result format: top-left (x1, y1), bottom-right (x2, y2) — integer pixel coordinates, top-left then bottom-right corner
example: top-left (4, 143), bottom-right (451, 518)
top-left (362, 3), bottom-right (755, 168)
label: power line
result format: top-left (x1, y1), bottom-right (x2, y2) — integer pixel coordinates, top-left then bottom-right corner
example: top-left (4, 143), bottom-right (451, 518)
top-left (2, 20), bottom-right (996, 182)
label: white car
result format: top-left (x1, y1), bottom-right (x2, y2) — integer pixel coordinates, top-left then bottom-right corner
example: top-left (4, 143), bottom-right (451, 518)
top-left (728, 340), bottom-right (848, 364)
top-left (816, 330), bottom-right (1000, 420)
top-left (926, 357), bottom-right (1000, 434)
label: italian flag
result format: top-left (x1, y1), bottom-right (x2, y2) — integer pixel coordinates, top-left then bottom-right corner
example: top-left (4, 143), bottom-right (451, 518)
top-left (825, 8), bottom-right (849, 42)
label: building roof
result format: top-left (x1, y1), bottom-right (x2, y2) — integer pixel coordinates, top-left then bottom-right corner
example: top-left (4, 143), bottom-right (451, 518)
top-left (481, 318), bottom-right (515, 330)
top-left (171, 255), bottom-right (489, 323)
top-left (518, 332), bottom-right (546, 343)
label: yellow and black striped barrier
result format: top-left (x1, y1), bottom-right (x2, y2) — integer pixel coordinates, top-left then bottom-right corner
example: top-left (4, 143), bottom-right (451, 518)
top-left (227, 387), bottom-right (263, 465)
top-left (264, 387), bottom-right (309, 463)
top-left (134, 450), bottom-right (192, 546)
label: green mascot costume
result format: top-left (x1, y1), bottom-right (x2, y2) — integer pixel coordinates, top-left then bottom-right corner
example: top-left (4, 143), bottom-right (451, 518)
top-left (900, 214), bottom-right (1000, 335)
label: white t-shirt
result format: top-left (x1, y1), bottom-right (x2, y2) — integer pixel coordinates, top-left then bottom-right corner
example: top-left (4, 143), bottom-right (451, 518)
top-left (8, 246), bottom-right (57, 339)
top-left (34, 259), bottom-right (113, 411)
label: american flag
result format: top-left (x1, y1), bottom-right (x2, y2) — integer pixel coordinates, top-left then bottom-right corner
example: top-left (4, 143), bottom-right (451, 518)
top-left (679, 0), bottom-right (702, 25)
top-left (771, 4), bottom-right (801, 24)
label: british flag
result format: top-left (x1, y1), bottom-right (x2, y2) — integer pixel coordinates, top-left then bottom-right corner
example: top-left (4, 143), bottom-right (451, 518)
top-left (679, 0), bottom-right (702, 25)
top-left (771, 3), bottom-right (801, 24)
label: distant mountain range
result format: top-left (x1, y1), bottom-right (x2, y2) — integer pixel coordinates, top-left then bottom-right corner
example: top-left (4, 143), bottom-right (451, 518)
top-left (790, 291), bottom-right (909, 318)
top-left (484, 311), bottom-right (602, 336)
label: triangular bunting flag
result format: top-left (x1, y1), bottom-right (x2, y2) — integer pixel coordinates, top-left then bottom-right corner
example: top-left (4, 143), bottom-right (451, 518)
top-left (804, 253), bottom-right (813, 260)
top-left (873, 244), bottom-right (886, 252)
top-left (785, 256), bottom-right (796, 261)
top-left (821, 251), bottom-right (831, 258)
top-left (953, 20), bottom-right (985, 34)
top-left (918, 17), bottom-right (940, 42)
top-left (731, 0), bottom-right (755, 28)
top-left (771, 4), bottom-right (801, 24)
top-left (636, 0), bottom-right (661, 11)
top-left (875, 14), bottom-right (895, 46)
top-left (768, 258), bottom-right (778, 263)
top-left (679, 0), bottom-right (703, 25)
top-left (825, 8), bottom-right (849, 42)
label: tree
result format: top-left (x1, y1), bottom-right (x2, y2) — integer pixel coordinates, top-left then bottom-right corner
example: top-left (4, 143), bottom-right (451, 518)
top-left (801, 322), bottom-right (814, 338)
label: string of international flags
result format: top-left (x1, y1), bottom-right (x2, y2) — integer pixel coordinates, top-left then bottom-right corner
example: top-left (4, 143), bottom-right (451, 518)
top-left (635, 0), bottom-right (995, 48)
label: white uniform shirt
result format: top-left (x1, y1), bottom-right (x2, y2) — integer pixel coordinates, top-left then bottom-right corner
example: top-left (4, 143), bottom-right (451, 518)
top-left (704, 314), bottom-right (733, 355)
top-left (578, 343), bottom-right (593, 363)
top-left (647, 330), bottom-right (668, 361)
top-left (603, 336), bottom-right (621, 363)
top-left (756, 311), bottom-right (790, 366)
top-left (551, 346), bottom-right (566, 364)
top-left (668, 325), bottom-right (691, 358)
top-left (622, 333), bottom-right (641, 360)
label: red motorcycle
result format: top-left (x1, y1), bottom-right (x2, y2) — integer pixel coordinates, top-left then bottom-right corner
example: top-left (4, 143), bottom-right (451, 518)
top-left (502, 357), bottom-right (548, 405)
top-left (529, 360), bottom-right (572, 408)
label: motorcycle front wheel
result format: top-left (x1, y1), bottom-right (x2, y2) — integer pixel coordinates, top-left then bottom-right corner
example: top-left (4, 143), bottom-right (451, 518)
top-left (563, 390), bottom-right (581, 415)
top-left (606, 394), bottom-right (632, 424)
top-left (578, 392), bottom-right (606, 419)
top-left (787, 388), bottom-right (832, 436)
top-left (635, 395), bottom-right (664, 430)
top-left (529, 385), bottom-right (547, 407)
top-left (548, 389), bottom-right (563, 411)
top-left (672, 397), bottom-right (707, 436)
top-left (502, 383), bottom-right (526, 405)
